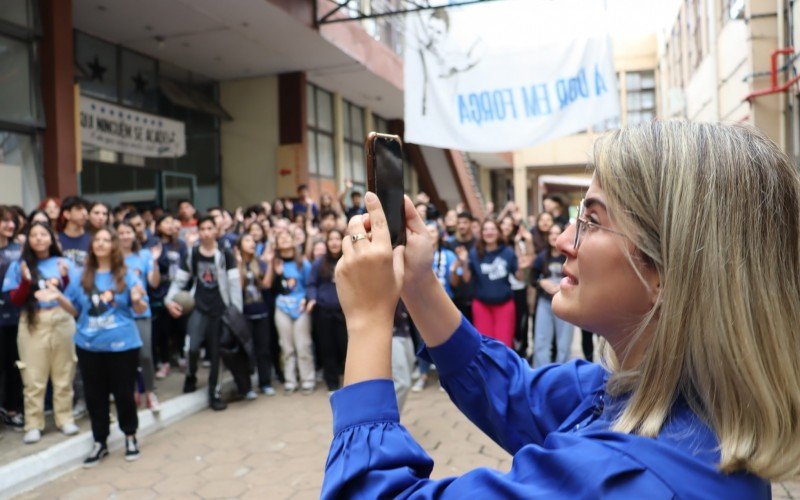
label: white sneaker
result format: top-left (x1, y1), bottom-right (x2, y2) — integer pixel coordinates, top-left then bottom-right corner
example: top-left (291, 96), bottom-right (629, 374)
top-left (61, 423), bottom-right (80, 436)
top-left (72, 401), bottom-right (87, 419)
top-left (23, 429), bottom-right (41, 444)
top-left (411, 377), bottom-right (426, 393)
top-left (244, 390), bottom-right (258, 401)
top-left (261, 386), bottom-right (276, 397)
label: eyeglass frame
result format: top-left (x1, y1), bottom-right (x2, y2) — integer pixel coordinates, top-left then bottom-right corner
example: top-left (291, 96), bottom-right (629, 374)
top-left (573, 199), bottom-right (628, 250)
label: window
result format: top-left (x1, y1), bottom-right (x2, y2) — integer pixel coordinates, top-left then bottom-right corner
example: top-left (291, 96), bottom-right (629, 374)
top-left (343, 100), bottom-right (366, 192)
top-left (722, 0), bottom-right (744, 25)
top-left (0, 131), bottom-right (41, 209)
top-left (625, 70), bottom-right (656, 127)
top-left (686, 0), bottom-right (704, 71)
top-left (306, 83), bottom-right (335, 178)
top-left (0, 34), bottom-right (41, 125)
top-left (120, 50), bottom-right (158, 112)
top-left (76, 32), bottom-right (119, 102)
top-left (593, 73), bottom-right (620, 133)
top-left (0, 0), bottom-right (37, 30)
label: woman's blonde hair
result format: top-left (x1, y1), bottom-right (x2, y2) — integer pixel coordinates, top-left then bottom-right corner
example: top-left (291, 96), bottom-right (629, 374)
top-left (593, 121), bottom-right (800, 480)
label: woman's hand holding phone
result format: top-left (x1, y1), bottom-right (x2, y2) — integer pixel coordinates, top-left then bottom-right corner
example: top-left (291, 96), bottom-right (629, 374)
top-left (335, 192), bottom-right (404, 386)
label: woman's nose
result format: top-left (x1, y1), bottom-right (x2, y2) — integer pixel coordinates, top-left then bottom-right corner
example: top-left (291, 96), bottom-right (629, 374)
top-left (556, 224), bottom-right (578, 258)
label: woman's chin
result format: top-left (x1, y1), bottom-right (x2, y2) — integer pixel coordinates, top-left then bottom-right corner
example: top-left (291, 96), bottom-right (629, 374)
top-left (551, 293), bottom-right (579, 326)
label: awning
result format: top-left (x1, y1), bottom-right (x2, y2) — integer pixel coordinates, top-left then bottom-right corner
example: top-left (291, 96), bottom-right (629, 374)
top-left (158, 79), bottom-right (232, 121)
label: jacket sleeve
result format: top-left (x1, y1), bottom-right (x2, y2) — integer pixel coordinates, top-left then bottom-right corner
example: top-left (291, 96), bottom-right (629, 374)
top-left (322, 379), bottom-right (675, 500)
top-left (420, 316), bottom-right (605, 454)
top-left (224, 249), bottom-right (243, 312)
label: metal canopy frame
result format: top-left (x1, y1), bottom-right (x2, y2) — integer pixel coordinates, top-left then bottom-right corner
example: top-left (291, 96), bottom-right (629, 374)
top-left (316, 0), bottom-right (505, 26)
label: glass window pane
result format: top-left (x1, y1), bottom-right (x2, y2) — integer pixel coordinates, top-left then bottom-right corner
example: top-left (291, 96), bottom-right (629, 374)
top-left (0, 131), bottom-right (41, 211)
top-left (121, 50), bottom-right (158, 112)
top-left (626, 92), bottom-right (641, 111)
top-left (641, 91), bottom-right (655, 109)
top-left (350, 104), bottom-right (364, 142)
top-left (0, 0), bottom-right (31, 29)
top-left (351, 145), bottom-right (365, 183)
top-left (317, 133), bottom-right (334, 177)
top-left (316, 89), bottom-right (333, 132)
top-left (628, 111), bottom-right (642, 126)
top-left (0, 35), bottom-right (35, 124)
top-left (343, 102), bottom-right (352, 141)
top-left (306, 84), bottom-right (315, 127)
top-left (76, 32), bottom-right (119, 102)
top-left (641, 72), bottom-right (656, 89)
top-left (307, 130), bottom-right (318, 175)
top-left (625, 72), bottom-right (641, 92)
top-left (343, 142), bottom-right (352, 178)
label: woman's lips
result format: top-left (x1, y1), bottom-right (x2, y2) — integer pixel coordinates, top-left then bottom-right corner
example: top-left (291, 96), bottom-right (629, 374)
top-left (561, 267), bottom-right (579, 288)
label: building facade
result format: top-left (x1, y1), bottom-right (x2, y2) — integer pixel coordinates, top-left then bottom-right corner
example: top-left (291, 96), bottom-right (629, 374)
top-left (3, 0), bottom-right (485, 217)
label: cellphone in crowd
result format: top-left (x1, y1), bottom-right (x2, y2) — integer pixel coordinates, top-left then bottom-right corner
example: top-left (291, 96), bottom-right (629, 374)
top-left (365, 132), bottom-right (406, 247)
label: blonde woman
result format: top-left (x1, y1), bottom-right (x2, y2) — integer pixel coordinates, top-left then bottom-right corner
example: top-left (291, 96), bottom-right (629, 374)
top-left (323, 122), bottom-right (800, 497)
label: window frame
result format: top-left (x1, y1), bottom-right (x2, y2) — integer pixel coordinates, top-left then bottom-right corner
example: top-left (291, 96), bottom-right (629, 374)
top-left (306, 83), bottom-right (336, 179)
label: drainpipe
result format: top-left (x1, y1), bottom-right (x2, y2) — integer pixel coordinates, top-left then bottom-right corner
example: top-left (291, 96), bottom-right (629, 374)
top-left (779, 0), bottom-right (787, 151)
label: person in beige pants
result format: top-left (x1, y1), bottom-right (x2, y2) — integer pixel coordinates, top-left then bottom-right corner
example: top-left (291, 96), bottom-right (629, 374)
top-left (3, 222), bottom-right (81, 444)
top-left (17, 307), bottom-right (77, 434)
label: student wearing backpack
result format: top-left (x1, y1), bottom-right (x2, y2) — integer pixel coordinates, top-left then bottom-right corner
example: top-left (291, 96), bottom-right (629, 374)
top-left (165, 216), bottom-right (243, 411)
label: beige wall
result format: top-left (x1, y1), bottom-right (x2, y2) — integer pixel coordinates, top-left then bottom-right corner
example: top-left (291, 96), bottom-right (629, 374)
top-left (220, 76), bottom-right (280, 210)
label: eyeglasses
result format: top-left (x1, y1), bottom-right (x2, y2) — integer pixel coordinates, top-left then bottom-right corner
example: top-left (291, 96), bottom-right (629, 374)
top-left (573, 199), bottom-right (628, 250)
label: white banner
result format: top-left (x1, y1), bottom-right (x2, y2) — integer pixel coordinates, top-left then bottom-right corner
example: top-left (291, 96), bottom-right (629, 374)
top-left (404, 0), bottom-right (620, 152)
top-left (79, 96), bottom-right (186, 158)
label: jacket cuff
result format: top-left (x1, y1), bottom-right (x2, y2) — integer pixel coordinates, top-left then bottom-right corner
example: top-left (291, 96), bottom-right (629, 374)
top-left (330, 379), bottom-right (398, 434)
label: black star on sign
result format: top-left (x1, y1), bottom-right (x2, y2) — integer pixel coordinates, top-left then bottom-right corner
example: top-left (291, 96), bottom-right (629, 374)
top-left (132, 72), bottom-right (148, 93)
top-left (87, 55), bottom-right (107, 82)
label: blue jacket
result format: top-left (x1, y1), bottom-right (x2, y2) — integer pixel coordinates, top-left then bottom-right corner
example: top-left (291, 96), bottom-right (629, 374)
top-left (322, 316), bottom-right (769, 499)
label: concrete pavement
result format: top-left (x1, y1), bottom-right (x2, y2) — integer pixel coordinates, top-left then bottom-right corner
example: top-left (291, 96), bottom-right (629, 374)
top-left (14, 373), bottom-right (799, 499)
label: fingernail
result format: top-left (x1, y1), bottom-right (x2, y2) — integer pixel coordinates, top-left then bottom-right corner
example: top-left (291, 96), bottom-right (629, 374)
top-left (365, 192), bottom-right (378, 204)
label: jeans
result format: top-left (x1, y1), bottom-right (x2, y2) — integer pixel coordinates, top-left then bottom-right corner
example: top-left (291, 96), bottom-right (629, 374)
top-left (533, 297), bottom-right (574, 368)
top-left (186, 310), bottom-right (223, 400)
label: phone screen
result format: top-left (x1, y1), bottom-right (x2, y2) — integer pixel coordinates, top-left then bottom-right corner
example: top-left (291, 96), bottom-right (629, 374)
top-left (371, 135), bottom-right (406, 246)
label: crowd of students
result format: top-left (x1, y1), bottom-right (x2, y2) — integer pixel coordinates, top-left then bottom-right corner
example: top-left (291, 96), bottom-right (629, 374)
top-left (0, 182), bottom-right (585, 467)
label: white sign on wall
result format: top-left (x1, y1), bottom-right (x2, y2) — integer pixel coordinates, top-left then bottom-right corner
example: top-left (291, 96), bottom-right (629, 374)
top-left (79, 96), bottom-right (186, 158)
top-left (404, 0), bottom-right (620, 152)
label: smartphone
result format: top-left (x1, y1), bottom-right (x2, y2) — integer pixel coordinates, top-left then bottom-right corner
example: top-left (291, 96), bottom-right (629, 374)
top-left (365, 132), bottom-right (406, 247)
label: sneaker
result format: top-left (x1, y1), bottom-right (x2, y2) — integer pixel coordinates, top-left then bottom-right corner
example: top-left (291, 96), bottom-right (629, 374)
top-left (60, 423), bottom-right (80, 436)
top-left (182, 375), bottom-right (197, 394)
top-left (22, 429), bottom-right (41, 444)
top-left (155, 364), bottom-right (170, 379)
top-left (72, 401), bottom-right (87, 419)
top-left (0, 410), bottom-right (24, 431)
top-left (201, 359), bottom-right (211, 368)
top-left (411, 377), bottom-right (426, 393)
top-left (301, 385), bottom-right (315, 396)
top-left (210, 398), bottom-right (227, 411)
top-left (244, 390), bottom-right (258, 401)
top-left (261, 386), bottom-right (276, 397)
top-left (146, 393), bottom-right (161, 414)
top-left (124, 436), bottom-right (140, 461)
top-left (283, 385), bottom-right (297, 395)
top-left (83, 442), bottom-right (109, 468)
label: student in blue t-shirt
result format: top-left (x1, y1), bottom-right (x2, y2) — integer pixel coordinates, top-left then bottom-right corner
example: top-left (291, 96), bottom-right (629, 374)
top-left (2, 222), bottom-right (78, 445)
top-left (454, 218), bottom-right (519, 348)
top-left (0, 205), bottom-right (24, 433)
top-left (117, 220), bottom-right (162, 413)
top-left (265, 229), bottom-right (314, 394)
top-left (57, 196), bottom-right (91, 269)
top-left (58, 227), bottom-right (148, 467)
